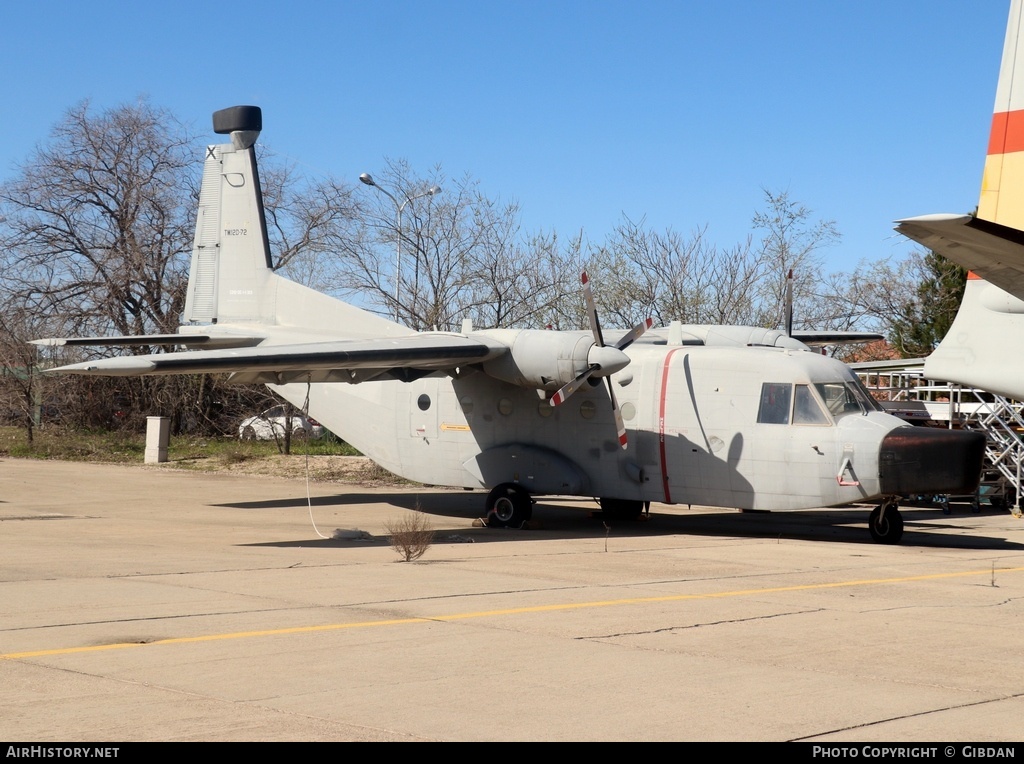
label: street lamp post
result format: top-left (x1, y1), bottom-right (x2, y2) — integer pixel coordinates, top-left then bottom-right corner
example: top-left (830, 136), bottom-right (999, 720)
top-left (359, 173), bottom-right (441, 323)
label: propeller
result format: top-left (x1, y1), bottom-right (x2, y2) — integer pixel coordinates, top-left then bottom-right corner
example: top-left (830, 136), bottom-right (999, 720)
top-left (550, 272), bottom-right (653, 449)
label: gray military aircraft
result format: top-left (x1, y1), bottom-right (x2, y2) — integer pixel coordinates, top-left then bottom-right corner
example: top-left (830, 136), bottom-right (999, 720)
top-left (37, 105), bottom-right (984, 544)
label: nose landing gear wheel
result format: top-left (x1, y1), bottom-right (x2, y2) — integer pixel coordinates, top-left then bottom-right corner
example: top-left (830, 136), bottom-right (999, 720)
top-left (485, 483), bottom-right (533, 528)
top-left (868, 502), bottom-right (904, 544)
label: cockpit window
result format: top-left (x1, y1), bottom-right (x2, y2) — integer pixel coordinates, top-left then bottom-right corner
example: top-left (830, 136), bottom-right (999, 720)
top-left (815, 381), bottom-right (877, 419)
top-left (757, 383), bottom-right (792, 424)
top-left (848, 376), bottom-right (883, 412)
top-left (793, 384), bottom-right (829, 425)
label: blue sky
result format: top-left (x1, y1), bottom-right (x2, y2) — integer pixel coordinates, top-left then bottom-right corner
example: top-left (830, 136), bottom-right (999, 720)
top-left (0, 1), bottom-right (1012, 273)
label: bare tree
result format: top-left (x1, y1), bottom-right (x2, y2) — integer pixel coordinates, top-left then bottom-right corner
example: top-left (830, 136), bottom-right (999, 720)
top-left (751, 188), bottom-right (840, 331)
top-left (261, 161), bottom-right (363, 280)
top-left (337, 159), bottom-right (582, 331)
top-left (0, 100), bottom-right (353, 437)
top-left (0, 101), bottom-right (199, 432)
top-left (583, 217), bottom-right (770, 328)
top-left (0, 295), bottom-right (51, 443)
top-left (0, 100), bottom-right (197, 339)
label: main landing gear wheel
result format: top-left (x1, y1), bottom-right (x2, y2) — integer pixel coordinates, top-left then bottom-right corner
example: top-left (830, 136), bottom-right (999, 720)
top-left (599, 498), bottom-right (645, 520)
top-left (485, 483), bottom-right (533, 528)
top-left (868, 501), bottom-right (904, 544)
top-left (241, 425), bottom-right (257, 441)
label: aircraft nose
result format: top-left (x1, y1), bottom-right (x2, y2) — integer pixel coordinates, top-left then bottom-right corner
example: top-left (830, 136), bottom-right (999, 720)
top-left (878, 427), bottom-right (986, 496)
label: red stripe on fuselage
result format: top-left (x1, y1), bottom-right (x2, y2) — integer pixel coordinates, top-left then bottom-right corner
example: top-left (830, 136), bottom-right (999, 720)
top-left (658, 348), bottom-right (683, 503)
top-left (988, 110), bottom-right (1024, 154)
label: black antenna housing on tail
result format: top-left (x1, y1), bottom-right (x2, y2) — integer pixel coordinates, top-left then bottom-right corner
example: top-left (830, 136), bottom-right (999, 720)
top-left (213, 105), bottom-right (262, 134)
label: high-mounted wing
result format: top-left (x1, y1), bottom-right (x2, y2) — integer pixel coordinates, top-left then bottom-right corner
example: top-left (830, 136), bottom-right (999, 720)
top-left (45, 334), bottom-right (507, 385)
top-left (791, 330), bottom-right (884, 347)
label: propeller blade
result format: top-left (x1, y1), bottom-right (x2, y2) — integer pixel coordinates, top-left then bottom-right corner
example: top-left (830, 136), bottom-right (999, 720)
top-left (606, 376), bottom-right (628, 449)
top-left (581, 271), bottom-right (631, 447)
top-left (550, 366), bottom-right (596, 406)
top-left (615, 317), bottom-right (654, 351)
top-left (581, 271), bottom-right (604, 346)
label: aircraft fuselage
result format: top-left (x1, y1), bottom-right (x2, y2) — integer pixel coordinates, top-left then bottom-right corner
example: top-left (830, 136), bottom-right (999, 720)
top-left (273, 342), bottom-right (974, 512)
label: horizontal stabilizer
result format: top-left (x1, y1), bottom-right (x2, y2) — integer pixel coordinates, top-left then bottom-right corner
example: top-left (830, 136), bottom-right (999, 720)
top-left (31, 333), bottom-right (263, 349)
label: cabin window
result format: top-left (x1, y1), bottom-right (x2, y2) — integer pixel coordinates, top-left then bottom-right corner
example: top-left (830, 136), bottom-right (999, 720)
top-left (757, 383), bottom-right (791, 424)
top-left (793, 384), bottom-right (829, 425)
top-left (417, 394), bottom-right (431, 411)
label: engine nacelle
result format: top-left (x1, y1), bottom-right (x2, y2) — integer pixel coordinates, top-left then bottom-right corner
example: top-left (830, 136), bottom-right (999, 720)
top-left (476, 329), bottom-right (597, 390)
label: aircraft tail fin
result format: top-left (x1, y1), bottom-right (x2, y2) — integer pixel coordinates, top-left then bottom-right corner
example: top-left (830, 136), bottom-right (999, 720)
top-left (897, 1), bottom-right (1024, 400)
top-left (183, 106), bottom-right (405, 339)
top-left (923, 272), bottom-right (1024, 399)
top-left (184, 106), bottom-right (273, 325)
top-left (979, 0), bottom-right (1024, 230)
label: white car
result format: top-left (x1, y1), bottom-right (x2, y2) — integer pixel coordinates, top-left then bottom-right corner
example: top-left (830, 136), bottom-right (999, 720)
top-left (238, 405), bottom-right (324, 441)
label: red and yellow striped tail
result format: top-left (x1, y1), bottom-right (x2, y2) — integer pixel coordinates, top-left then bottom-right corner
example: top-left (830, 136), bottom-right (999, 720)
top-left (979, 1), bottom-right (1024, 229)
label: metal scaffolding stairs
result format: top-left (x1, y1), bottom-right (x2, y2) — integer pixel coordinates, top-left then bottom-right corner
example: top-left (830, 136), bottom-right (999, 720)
top-left (856, 363), bottom-right (1023, 515)
top-left (955, 389), bottom-right (1024, 514)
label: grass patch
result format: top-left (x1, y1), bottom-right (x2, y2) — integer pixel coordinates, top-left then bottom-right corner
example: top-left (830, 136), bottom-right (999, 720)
top-left (0, 426), bottom-right (362, 464)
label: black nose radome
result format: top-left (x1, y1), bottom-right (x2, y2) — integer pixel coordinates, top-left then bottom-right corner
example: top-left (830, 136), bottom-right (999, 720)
top-left (878, 427), bottom-right (986, 496)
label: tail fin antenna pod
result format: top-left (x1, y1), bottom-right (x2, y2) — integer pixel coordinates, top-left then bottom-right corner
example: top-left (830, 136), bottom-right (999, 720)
top-left (184, 105), bottom-right (275, 325)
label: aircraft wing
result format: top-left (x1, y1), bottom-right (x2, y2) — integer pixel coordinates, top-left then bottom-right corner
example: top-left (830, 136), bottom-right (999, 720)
top-left (46, 334), bottom-right (507, 384)
top-left (846, 357), bottom-right (926, 373)
top-left (791, 330), bottom-right (884, 347)
top-left (895, 213), bottom-right (1024, 298)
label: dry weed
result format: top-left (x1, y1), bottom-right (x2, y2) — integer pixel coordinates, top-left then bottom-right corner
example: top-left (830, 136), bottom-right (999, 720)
top-left (384, 510), bottom-right (435, 562)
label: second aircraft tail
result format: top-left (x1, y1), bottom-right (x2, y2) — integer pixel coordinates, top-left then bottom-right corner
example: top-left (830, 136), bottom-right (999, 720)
top-left (896, 0), bottom-right (1024, 399)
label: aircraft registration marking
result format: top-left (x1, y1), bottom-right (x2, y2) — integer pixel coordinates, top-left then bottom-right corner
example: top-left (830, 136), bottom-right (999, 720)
top-left (9, 565), bottom-right (1016, 661)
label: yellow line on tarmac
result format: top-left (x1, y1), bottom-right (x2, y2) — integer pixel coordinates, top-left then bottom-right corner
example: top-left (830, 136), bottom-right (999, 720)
top-left (4, 565), bottom-right (1022, 661)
